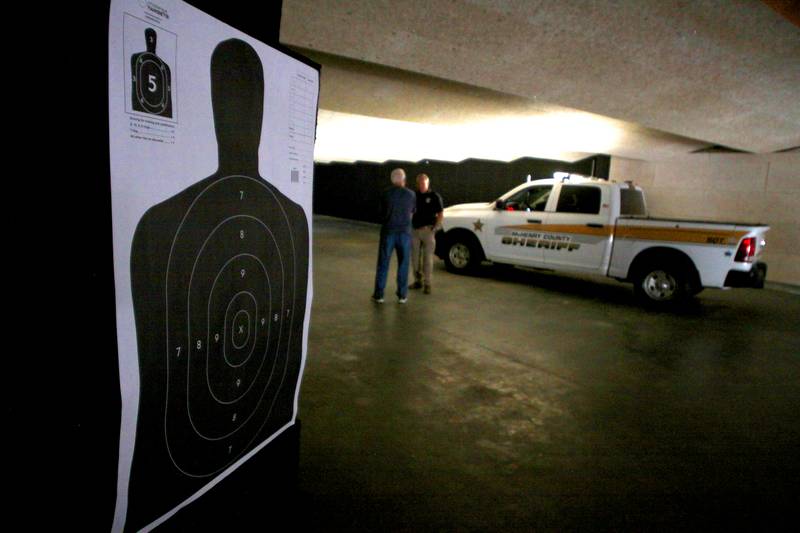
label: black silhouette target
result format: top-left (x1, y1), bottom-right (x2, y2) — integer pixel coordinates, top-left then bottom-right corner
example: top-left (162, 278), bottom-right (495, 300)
top-left (165, 175), bottom-right (296, 476)
top-left (131, 27), bottom-right (173, 118)
top-left (126, 38), bottom-right (310, 531)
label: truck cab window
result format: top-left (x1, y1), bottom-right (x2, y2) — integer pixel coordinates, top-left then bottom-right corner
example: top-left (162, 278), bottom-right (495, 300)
top-left (556, 185), bottom-right (601, 214)
top-left (506, 185), bottom-right (552, 211)
top-left (620, 188), bottom-right (647, 216)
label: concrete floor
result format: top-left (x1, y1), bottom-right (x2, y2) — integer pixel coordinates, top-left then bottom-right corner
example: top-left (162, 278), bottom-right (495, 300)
top-left (292, 216), bottom-right (800, 531)
top-left (166, 215), bottom-right (799, 531)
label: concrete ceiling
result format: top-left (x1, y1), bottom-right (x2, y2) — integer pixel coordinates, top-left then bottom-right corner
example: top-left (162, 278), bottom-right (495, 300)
top-left (281, 0), bottom-right (800, 162)
top-left (303, 49), bottom-right (710, 162)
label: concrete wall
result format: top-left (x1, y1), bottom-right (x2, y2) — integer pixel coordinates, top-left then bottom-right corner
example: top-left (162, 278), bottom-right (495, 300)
top-left (610, 154), bottom-right (800, 286)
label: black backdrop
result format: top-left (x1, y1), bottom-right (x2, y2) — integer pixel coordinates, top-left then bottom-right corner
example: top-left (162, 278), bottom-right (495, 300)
top-left (314, 154), bottom-right (610, 223)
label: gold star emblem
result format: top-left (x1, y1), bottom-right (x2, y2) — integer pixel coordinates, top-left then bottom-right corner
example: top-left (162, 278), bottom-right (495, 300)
top-left (473, 219), bottom-right (484, 231)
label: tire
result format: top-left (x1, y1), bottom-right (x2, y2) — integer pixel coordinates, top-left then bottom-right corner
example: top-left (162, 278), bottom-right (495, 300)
top-left (443, 236), bottom-right (481, 274)
top-left (632, 262), bottom-right (692, 306)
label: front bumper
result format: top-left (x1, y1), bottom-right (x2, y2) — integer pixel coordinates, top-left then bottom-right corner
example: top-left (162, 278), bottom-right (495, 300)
top-left (724, 261), bottom-right (767, 288)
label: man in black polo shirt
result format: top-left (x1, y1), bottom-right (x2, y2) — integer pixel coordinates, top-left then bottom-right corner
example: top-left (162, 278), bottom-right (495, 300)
top-left (410, 173), bottom-right (444, 294)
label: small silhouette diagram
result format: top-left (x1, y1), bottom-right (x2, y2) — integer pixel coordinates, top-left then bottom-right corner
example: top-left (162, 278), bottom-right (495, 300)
top-left (131, 28), bottom-right (173, 117)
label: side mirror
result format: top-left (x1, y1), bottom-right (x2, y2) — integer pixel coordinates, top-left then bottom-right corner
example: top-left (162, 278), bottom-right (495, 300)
top-left (495, 199), bottom-right (506, 210)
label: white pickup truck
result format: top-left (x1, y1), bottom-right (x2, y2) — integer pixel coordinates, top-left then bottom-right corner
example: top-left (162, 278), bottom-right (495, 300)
top-left (436, 174), bottom-right (769, 305)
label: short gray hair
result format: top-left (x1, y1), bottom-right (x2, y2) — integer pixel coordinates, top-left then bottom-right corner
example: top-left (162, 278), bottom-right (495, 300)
top-left (390, 168), bottom-right (406, 185)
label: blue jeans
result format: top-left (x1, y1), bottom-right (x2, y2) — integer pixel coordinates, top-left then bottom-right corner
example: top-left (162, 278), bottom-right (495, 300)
top-left (373, 230), bottom-right (411, 299)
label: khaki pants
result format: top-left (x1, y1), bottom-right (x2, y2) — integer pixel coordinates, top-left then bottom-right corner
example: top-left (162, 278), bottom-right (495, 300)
top-left (411, 226), bottom-right (436, 287)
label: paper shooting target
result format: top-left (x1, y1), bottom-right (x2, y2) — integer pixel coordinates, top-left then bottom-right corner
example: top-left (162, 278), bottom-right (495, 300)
top-left (126, 38), bottom-right (309, 530)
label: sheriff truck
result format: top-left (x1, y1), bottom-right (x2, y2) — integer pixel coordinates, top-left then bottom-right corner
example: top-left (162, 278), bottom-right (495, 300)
top-left (436, 174), bottom-right (769, 305)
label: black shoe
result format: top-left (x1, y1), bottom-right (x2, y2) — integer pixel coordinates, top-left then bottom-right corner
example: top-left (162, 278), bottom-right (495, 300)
top-left (423, 285), bottom-right (431, 294)
top-left (409, 281), bottom-right (423, 289)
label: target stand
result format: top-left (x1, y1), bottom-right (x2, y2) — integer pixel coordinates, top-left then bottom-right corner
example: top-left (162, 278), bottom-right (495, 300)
top-left (127, 39), bottom-right (309, 531)
top-left (131, 27), bottom-right (173, 118)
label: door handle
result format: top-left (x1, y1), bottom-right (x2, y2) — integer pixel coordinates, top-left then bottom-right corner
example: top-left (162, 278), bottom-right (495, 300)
top-left (527, 219), bottom-right (542, 224)
top-left (586, 223), bottom-right (604, 228)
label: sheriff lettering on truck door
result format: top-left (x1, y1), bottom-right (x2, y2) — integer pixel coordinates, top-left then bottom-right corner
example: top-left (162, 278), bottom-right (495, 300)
top-left (487, 183), bottom-right (553, 267)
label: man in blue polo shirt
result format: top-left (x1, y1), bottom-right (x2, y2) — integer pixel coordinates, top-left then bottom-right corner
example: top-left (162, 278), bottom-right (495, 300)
top-left (372, 168), bottom-right (416, 304)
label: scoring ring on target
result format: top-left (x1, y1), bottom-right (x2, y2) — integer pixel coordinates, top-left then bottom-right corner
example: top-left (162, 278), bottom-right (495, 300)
top-left (197, 253), bottom-right (274, 408)
top-left (183, 212), bottom-right (287, 438)
top-left (164, 175), bottom-right (299, 477)
top-left (230, 309), bottom-right (251, 349)
top-left (135, 53), bottom-right (169, 113)
top-left (220, 290), bottom-right (261, 365)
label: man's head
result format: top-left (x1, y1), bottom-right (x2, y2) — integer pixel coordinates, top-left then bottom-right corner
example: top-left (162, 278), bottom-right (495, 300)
top-left (416, 173), bottom-right (430, 193)
top-left (390, 168), bottom-right (406, 187)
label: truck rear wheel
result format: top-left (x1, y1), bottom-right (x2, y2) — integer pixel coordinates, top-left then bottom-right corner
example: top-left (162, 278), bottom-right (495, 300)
top-left (633, 264), bottom-right (691, 305)
top-left (444, 237), bottom-right (480, 274)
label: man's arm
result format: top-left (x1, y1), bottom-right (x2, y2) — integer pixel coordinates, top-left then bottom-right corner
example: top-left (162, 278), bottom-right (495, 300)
top-left (433, 193), bottom-right (444, 230)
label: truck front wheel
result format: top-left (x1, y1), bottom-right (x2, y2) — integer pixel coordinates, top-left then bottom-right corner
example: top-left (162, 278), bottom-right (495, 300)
top-left (444, 237), bottom-right (481, 274)
top-left (633, 264), bottom-right (691, 305)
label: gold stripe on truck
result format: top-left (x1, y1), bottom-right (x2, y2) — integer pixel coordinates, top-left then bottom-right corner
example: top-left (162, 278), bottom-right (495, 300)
top-left (505, 224), bottom-right (612, 236)
top-left (504, 224), bottom-right (746, 245)
top-left (540, 224), bottom-right (613, 237)
top-left (615, 226), bottom-right (746, 245)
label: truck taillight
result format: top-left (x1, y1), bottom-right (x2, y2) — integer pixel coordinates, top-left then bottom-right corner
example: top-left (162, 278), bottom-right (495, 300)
top-left (735, 237), bottom-right (756, 262)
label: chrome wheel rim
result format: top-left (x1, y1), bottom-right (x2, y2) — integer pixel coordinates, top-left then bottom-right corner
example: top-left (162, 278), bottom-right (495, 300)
top-left (643, 270), bottom-right (677, 301)
top-left (449, 243), bottom-right (470, 269)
